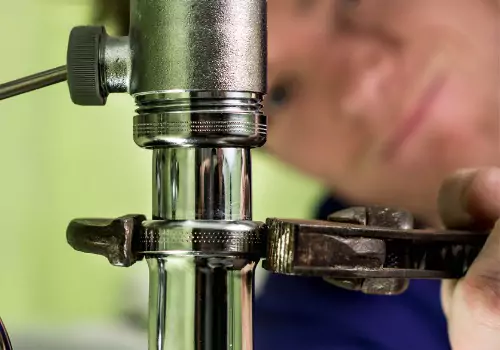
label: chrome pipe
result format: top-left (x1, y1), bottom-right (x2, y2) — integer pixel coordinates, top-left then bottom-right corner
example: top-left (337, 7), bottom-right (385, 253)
top-left (145, 148), bottom-right (257, 350)
top-left (152, 148), bottom-right (252, 221)
top-left (147, 256), bottom-right (256, 350)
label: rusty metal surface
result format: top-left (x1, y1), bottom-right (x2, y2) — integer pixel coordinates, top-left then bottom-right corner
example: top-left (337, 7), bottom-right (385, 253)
top-left (66, 214), bottom-right (146, 267)
top-left (264, 207), bottom-right (488, 283)
top-left (325, 206), bottom-right (413, 294)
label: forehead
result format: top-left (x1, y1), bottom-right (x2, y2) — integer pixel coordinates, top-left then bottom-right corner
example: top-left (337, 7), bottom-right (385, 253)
top-left (267, 0), bottom-right (333, 58)
top-left (268, 0), bottom-right (331, 22)
top-left (268, 0), bottom-right (302, 14)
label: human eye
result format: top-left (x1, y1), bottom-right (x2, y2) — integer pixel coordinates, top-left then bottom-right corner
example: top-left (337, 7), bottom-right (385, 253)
top-left (295, 0), bottom-right (319, 13)
top-left (339, 0), bottom-right (361, 11)
top-left (266, 80), bottom-right (294, 111)
top-left (335, 0), bottom-right (362, 30)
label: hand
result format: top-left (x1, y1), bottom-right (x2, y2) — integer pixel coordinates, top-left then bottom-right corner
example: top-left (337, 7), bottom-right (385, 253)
top-left (439, 168), bottom-right (500, 350)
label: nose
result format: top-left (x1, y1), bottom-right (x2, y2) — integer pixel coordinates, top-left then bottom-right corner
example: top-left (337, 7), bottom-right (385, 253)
top-left (340, 38), bottom-right (398, 119)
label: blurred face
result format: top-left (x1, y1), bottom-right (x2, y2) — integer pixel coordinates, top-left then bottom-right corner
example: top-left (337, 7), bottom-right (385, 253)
top-left (266, 0), bottom-right (500, 221)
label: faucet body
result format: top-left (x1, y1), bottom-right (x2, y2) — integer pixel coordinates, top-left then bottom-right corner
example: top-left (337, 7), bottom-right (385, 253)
top-left (65, 1), bottom-right (267, 349)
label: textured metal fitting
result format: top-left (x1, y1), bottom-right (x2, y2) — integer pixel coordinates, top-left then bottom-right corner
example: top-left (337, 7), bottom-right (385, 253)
top-left (133, 91), bottom-right (267, 149)
top-left (128, 0), bottom-right (267, 95)
top-left (139, 220), bottom-right (266, 257)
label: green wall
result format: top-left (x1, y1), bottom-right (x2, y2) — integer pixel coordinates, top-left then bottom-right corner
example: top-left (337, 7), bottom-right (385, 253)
top-left (0, 0), bottom-right (324, 327)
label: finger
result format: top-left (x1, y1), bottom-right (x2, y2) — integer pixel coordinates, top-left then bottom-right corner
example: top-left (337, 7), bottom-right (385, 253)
top-left (441, 279), bottom-right (458, 319)
top-left (438, 168), bottom-right (500, 349)
top-left (438, 168), bottom-right (500, 230)
top-left (438, 167), bottom-right (500, 279)
top-left (447, 221), bottom-right (500, 350)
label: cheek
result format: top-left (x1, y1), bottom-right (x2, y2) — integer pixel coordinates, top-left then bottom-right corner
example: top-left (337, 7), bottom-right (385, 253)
top-left (266, 111), bottom-right (330, 178)
top-left (434, 76), bottom-right (480, 127)
top-left (266, 106), bottom-right (365, 183)
top-left (406, 75), bottom-right (496, 170)
top-left (433, 76), bottom-right (495, 147)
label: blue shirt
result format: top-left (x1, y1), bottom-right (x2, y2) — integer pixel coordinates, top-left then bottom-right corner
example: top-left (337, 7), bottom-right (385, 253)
top-left (254, 196), bottom-right (450, 350)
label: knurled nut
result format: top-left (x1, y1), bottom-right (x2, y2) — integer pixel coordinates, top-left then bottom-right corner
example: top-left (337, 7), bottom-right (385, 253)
top-left (67, 26), bottom-right (108, 106)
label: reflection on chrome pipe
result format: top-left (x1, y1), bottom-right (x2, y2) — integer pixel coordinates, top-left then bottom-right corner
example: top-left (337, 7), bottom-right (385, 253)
top-left (153, 148), bottom-right (251, 221)
top-left (148, 256), bottom-right (256, 350)
top-left (147, 147), bottom-right (256, 350)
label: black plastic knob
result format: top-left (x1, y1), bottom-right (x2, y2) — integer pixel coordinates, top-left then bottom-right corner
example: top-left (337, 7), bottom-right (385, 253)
top-left (67, 26), bottom-right (108, 106)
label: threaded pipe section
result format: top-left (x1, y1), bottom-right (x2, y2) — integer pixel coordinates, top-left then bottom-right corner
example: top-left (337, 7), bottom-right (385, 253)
top-left (133, 91), bottom-right (267, 149)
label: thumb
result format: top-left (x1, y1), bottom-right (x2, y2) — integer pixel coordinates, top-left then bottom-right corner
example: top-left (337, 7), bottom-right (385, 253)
top-left (438, 168), bottom-right (500, 230)
top-left (438, 168), bottom-right (500, 350)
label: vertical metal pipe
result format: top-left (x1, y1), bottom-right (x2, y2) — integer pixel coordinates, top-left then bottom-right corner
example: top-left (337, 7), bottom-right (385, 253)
top-left (147, 148), bottom-right (256, 350)
top-left (147, 256), bottom-right (256, 350)
top-left (153, 148), bottom-right (251, 221)
top-left (128, 0), bottom-right (267, 347)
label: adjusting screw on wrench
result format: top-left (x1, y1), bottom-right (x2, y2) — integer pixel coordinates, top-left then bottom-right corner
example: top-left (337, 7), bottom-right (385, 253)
top-left (325, 206), bottom-right (414, 295)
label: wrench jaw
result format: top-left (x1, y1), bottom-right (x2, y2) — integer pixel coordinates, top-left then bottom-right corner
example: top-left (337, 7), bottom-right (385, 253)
top-left (263, 214), bottom-right (407, 295)
top-left (263, 206), bottom-right (487, 295)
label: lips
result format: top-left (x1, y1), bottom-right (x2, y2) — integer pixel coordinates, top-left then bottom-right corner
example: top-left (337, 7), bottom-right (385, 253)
top-left (382, 76), bottom-right (446, 160)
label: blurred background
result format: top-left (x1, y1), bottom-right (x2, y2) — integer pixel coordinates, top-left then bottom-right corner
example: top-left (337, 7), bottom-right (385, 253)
top-left (0, 0), bottom-right (324, 348)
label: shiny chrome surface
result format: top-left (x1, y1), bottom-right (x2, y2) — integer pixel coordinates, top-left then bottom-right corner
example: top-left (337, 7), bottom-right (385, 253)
top-left (0, 318), bottom-right (12, 350)
top-left (103, 36), bottom-right (131, 94)
top-left (0, 66), bottom-right (67, 101)
top-left (153, 148), bottom-right (251, 221)
top-left (129, 0), bottom-right (267, 95)
top-left (134, 91), bottom-right (267, 149)
top-left (146, 147), bottom-right (257, 350)
top-left (140, 220), bottom-right (265, 256)
top-left (148, 256), bottom-right (256, 350)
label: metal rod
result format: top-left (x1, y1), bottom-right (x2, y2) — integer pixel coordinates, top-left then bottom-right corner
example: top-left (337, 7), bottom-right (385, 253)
top-left (0, 66), bottom-right (67, 101)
